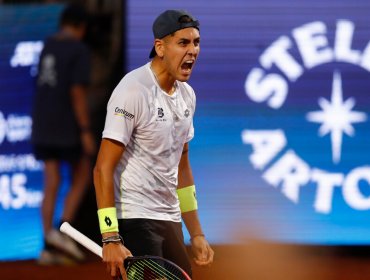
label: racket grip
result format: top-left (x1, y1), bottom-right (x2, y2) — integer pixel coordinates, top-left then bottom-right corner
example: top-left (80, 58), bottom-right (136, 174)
top-left (60, 222), bottom-right (103, 258)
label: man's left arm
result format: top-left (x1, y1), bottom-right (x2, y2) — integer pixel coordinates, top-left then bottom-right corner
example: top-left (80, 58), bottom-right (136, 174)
top-left (177, 142), bottom-right (214, 266)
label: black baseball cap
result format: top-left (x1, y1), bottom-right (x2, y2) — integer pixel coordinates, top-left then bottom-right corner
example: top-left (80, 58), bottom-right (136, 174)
top-left (149, 10), bottom-right (200, 58)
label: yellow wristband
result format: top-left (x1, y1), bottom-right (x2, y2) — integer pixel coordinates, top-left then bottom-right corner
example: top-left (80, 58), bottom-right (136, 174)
top-left (97, 207), bottom-right (119, 234)
top-left (177, 185), bottom-right (198, 213)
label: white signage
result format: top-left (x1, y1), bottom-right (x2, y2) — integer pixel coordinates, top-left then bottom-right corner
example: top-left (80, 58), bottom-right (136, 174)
top-left (243, 20), bottom-right (370, 214)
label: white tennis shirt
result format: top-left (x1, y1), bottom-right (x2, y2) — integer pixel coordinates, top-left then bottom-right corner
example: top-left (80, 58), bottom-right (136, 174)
top-left (102, 62), bottom-right (196, 222)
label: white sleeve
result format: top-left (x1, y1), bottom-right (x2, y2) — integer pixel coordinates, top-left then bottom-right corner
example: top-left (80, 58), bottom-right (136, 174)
top-left (102, 81), bottom-right (143, 145)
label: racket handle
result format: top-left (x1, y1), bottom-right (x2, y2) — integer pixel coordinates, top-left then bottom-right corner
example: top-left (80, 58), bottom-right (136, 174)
top-left (60, 222), bottom-right (102, 258)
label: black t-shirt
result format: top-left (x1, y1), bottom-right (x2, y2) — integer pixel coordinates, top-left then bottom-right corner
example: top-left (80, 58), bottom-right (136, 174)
top-left (31, 35), bottom-right (90, 147)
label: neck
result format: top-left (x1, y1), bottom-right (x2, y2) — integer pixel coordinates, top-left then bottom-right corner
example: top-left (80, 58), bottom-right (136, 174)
top-left (150, 59), bottom-right (176, 95)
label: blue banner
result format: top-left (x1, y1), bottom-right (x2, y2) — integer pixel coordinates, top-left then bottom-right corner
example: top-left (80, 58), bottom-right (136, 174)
top-left (127, 0), bottom-right (370, 244)
top-left (0, 4), bottom-right (68, 260)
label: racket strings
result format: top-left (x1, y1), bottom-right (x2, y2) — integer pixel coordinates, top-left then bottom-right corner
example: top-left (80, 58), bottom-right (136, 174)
top-left (128, 260), bottom-right (179, 280)
top-left (127, 258), bottom-right (183, 280)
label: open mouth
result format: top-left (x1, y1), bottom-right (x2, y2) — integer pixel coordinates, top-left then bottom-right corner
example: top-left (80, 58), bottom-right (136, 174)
top-left (181, 60), bottom-right (194, 73)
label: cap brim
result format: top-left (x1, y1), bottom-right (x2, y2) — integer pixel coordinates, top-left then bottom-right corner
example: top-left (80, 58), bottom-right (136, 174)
top-left (149, 46), bottom-right (156, 58)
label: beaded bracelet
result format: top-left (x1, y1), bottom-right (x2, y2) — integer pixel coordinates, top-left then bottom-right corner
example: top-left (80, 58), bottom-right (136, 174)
top-left (102, 234), bottom-right (124, 245)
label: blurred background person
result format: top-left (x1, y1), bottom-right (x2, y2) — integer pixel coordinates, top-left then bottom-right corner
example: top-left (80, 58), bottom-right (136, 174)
top-left (31, 3), bottom-right (96, 265)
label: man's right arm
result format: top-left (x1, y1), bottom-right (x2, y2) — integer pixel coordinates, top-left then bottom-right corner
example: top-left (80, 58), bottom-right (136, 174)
top-left (94, 138), bottom-right (124, 209)
top-left (93, 138), bottom-right (132, 279)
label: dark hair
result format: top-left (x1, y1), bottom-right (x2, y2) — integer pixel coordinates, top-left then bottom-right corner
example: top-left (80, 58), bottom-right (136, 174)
top-left (59, 4), bottom-right (88, 27)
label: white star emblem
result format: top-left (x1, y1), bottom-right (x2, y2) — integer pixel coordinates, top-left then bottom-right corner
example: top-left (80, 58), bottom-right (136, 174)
top-left (306, 71), bottom-right (367, 164)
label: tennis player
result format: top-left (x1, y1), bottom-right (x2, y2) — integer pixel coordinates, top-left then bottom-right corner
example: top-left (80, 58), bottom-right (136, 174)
top-left (93, 9), bottom-right (214, 279)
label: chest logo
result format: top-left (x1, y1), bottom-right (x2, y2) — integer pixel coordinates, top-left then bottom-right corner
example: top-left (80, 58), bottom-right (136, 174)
top-left (157, 107), bottom-right (164, 118)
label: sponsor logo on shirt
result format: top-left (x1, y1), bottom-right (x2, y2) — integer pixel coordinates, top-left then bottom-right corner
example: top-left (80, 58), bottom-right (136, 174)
top-left (156, 108), bottom-right (167, 122)
top-left (157, 107), bottom-right (164, 118)
top-left (114, 107), bottom-right (134, 120)
top-left (38, 54), bottom-right (57, 87)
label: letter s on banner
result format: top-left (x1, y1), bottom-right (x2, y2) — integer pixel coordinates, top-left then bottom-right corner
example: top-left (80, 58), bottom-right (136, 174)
top-left (245, 68), bottom-right (288, 109)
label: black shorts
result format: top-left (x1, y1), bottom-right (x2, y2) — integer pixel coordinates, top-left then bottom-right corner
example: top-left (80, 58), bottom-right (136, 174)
top-left (33, 144), bottom-right (82, 162)
top-left (118, 218), bottom-right (192, 277)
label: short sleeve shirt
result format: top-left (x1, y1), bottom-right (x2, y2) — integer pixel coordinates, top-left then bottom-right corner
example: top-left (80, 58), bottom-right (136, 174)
top-left (31, 35), bottom-right (90, 147)
top-left (103, 62), bottom-right (196, 222)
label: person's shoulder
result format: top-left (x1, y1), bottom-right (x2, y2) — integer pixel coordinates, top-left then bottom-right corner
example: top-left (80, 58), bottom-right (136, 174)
top-left (69, 38), bottom-right (88, 52)
top-left (179, 81), bottom-right (194, 91)
top-left (46, 36), bottom-right (88, 53)
top-left (42, 35), bottom-right (58, 49)
top-left (178, 81), bottom-right (196, 98)
top-left (126, 62), bottom-right (151, 79)
top-left (53, 35), bottom-right (88, 51)
top-left (120, 63), bottom-right (153, 91)
top-left (112, 64), bottom-right (151, 99)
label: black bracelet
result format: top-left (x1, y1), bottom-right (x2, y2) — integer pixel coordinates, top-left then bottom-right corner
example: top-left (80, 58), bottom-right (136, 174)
top-left (102, 234), bottom-right (124, 245)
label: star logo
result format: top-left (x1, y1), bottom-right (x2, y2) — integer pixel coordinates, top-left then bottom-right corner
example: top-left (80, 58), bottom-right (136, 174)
top-left (306, 71), bottom-right (367, 164)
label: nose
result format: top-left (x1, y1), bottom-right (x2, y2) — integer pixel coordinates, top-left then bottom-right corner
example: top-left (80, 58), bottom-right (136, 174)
top-left (187, 43), bottom-right (199, 56)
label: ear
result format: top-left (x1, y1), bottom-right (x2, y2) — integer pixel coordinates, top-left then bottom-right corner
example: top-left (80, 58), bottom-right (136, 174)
top-left (154, 39), bottom-right (165, 58)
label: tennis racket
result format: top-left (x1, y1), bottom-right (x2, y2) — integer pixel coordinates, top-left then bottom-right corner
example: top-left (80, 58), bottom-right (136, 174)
top-left (60, 222), bottom-right (192, 280)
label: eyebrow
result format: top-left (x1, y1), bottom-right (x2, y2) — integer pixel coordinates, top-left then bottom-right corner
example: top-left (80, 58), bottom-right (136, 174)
top-left (178, 37), bottom-right (200, 42)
